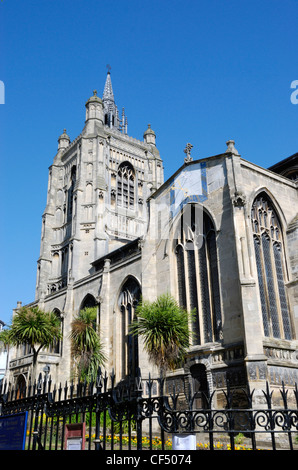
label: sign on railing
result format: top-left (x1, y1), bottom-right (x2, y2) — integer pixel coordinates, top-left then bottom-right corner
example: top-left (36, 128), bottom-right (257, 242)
top-left (0, 412), bottom-right (28, 450)
top-left (64, 423), bottom-right (86, 450)
top-left (172, 433), bottom-right (196, 450)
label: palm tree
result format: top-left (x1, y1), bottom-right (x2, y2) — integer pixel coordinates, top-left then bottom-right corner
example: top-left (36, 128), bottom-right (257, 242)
top-left (0, 328), bottom-right (11, 349)
top-left (70, 307), bottom-right (106, 383)
top-left (1, 306), bottom-right (62, 381)
top-left (130, 293), bottom-right (191, 379)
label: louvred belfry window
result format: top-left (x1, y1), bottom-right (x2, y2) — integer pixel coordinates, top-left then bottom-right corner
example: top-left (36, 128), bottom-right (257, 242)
top-left (251, 193), bottom-right (292, 340)
top-left (117, 162), bottom-right (135, 209)
top-left (175, 205), bottom-right (222, 345)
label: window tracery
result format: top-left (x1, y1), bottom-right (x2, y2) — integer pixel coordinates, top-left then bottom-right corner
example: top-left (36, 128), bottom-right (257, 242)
top-left (174, 205), bottom-right (222, 345)
top-left (118, 278), bottom-right (141, 377)
top-left (251, 193), bottom-right (292, 340)
top-left (48, 309), bottom-right (63, 355)
top-left (117, 162), bottom-right (135, 209)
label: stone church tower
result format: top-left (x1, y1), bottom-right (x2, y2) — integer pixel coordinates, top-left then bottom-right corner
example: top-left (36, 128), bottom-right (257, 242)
top-left (36, 70), bottom-right (163, 300)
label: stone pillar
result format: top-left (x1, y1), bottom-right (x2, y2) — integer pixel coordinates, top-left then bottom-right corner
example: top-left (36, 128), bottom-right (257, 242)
top-left (99, 259), bottom-right (112, 371)
top-left (94, 138), bottom-right (108, 260)
top-left (225, 142), bottom-right (268, 397)
top-left (59, 280), bottom-right (74, 383)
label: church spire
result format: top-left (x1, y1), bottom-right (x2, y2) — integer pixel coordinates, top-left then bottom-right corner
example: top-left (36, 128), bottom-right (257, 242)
top-left (102, 65), bottom-right (115, 104)
top-left (102, 66), bottom-right (127, 133)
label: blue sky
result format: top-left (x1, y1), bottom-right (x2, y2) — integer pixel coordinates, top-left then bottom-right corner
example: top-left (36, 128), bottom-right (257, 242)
top-left (0, 0), bottom-right (297, 326)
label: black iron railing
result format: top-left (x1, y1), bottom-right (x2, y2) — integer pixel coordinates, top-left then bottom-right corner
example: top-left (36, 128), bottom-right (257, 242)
top-left (1, 369), bottom-right (298, 450)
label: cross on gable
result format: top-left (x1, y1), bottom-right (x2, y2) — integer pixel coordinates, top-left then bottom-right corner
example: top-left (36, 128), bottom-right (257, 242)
top-left (184, 143), bottom-right (193, 163)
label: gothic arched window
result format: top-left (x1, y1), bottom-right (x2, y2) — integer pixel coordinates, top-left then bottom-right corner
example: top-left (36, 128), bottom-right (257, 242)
top-left (118, 278), bottom-right (141, 378)
top-left (251, 193), bottom-right (292, 340)
top-left (117, 162), bottom-right (135, 209)
top-left (48, 309), bottom-right (63, 355)
top-left (80, 294), bottom-right (99, 331)
top-left (67, 165), bottom-right (76, 221)
top-left (174, 205), bottom-right (222, 345)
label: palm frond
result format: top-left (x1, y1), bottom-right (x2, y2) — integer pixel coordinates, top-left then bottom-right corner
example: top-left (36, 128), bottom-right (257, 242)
top-left (130, 293), bottom-right (191, 374)
top-left (70, 307), bottom-right (106, 383)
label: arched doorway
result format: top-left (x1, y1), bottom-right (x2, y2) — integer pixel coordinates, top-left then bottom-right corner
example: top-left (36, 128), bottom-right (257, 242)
top-left (190, 363), bottom-right (209, 409)
top-left (16, 374), bottom-right (26, 399)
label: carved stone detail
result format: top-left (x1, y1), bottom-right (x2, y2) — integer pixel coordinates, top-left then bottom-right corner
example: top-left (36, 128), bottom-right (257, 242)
top-left (232, 191), bottom-right (246, 207)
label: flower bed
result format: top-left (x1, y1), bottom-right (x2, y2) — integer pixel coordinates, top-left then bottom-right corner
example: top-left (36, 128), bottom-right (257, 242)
top-left (88, 434), bottom-right (259, 450)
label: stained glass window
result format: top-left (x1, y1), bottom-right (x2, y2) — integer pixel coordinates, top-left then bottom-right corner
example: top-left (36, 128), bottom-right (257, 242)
top-left (251, 193), bottom-right (292, 340)
top-left (175, 205), bottom-right (222, 345)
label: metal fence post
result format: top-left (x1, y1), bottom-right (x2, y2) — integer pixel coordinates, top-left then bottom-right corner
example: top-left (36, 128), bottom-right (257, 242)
top-left (135, 368), bottom-right (143, 451)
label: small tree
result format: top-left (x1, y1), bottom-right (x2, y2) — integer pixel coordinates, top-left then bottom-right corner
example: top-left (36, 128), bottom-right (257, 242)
top-left (130, 293), bottom-right (191, 379)
top-left (1, 306), bottom-right (62, 381)
top-left (70, 307), bottom-right (106, 383)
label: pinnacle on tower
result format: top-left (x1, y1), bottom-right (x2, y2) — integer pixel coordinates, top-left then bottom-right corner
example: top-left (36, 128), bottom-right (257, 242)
top-left (143, 124), bottom-right (156, 146)
top-left (84, 89), bottom-right (104, 127)
top-left (225, 140), bottom-right (240, 156)
top-left (58, 128), bottom-right (70, 150)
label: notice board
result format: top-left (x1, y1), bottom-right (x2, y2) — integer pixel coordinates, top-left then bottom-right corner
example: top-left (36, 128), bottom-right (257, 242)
top-left (0, 412), bottom-right (28, 450)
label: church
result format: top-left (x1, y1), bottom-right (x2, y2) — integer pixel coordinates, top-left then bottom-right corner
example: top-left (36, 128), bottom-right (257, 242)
top-left (7, 71), bottom-right (298, 402)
